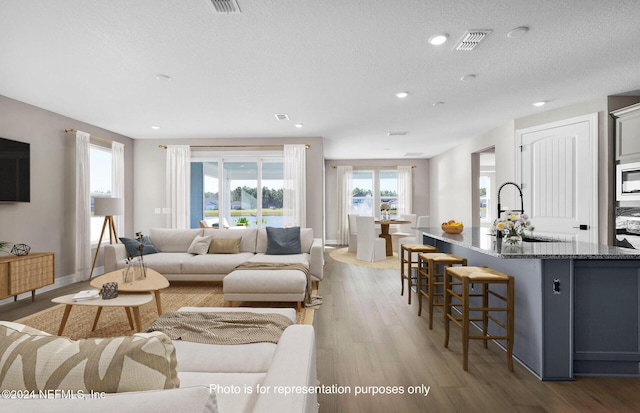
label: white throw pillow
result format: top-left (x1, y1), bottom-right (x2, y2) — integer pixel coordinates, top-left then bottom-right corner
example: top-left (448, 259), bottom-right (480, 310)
top-left (188, 235), bottom-right (212, 255)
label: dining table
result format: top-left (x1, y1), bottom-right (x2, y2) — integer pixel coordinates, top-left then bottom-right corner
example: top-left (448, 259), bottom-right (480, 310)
top-left (374, 219), bottom-right (410, 256)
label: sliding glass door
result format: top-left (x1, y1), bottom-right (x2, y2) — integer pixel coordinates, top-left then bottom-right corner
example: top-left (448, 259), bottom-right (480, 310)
top-left (191, 155), bottom-right (284, 228)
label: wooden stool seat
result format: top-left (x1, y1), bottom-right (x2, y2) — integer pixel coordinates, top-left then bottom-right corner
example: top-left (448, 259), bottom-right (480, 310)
top-left (417, 252), bottom-right (467, 329)
top-left (400, 243), bottom-right (438, 304)
top-left (444, 266), bottom-right (515, 372)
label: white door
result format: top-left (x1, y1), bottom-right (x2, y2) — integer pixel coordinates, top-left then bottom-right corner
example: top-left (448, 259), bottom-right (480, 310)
top-left (516, 113), bottom-right (598, 243)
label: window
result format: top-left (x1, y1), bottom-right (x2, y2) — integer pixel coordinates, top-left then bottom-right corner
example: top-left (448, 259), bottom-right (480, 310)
top-left (89, 144), bottom-right (112, 243)
top-left (351, 169), bottom-right (398, 218)
top-left (191, 155), bottom-right (284, 228)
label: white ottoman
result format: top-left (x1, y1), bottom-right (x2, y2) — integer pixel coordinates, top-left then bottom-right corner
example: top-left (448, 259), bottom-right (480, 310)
top-left (223, 269), bottom-right (307, 312)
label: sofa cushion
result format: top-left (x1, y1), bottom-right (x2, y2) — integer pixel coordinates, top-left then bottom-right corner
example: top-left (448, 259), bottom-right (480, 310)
top-left (248, 252), bottom-right (310, 267)
top-left (138, 252), bottom-right (194, 274)
top-left (256, 227), bottom-right (313, 254)
top-left (188, 235), bottom-right (212, 255)
top-left (265, 227), bottom-right (301, 255)
top-left (203, 228), bottom-right (258, 253)
top-left (208, 237), bottom-right (241, 254)
top-left (181, 253), bottom-right (254, 274)
top-left (0, 386), bottom-right (218, 413)
top-left (119, 236), bottom-right (159, 257)
top-left (0, 322), bottom-right (179, 393)
top-left (149, 228), bottom-right (203, 252)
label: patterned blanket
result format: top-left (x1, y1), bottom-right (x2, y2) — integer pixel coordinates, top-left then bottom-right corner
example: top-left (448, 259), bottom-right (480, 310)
top-left (145, 311), bottom-right (293, 345)
top-left (234, 261), bottom-right (323, 309)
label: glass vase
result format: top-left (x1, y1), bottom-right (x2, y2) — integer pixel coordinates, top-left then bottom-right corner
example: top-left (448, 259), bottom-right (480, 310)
top-left (131, 256), bottom-right (147, 280)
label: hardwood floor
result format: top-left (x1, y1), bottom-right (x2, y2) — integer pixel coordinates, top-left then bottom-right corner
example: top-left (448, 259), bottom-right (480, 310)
top-left (3, 254), bottom-right (640, 412)
top-left (315, 249), bottom-right (640, 413)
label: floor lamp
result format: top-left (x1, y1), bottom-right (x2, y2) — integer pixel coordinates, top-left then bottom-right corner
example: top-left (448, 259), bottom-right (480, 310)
top-left (91, 197), bottom-right (124, 279)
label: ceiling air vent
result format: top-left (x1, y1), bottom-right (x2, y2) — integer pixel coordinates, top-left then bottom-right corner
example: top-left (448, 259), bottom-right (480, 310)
top-left (274, 113), bottom-right (290, 121)
top-left (208, 0), bottom-right (241, 13)
top-left (387, 131), bottom-right (408, 136)
top-left (454, 30), bottom-right (492, 51)
top-left (404, 152), bottom-right (424, 157)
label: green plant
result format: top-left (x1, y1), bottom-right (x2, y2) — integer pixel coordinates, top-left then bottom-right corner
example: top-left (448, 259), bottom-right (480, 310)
top-left (0, 241), bottom-right (12, 254)
top-left (235, 217), bottom-right (249, 226)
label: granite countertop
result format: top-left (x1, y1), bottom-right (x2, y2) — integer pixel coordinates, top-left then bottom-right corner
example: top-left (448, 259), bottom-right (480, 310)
top-left (417, 227), bottom-right (640, 259)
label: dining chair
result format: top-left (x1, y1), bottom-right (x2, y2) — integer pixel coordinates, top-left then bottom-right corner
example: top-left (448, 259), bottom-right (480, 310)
top-left (397, 215), bottom-right (430, 257)
top-left (391, 214), bottom-right (417, 252)
top-left (348, 214), bottom-right (359, 252)
top-left (356, 216), bottom-right (386, 262)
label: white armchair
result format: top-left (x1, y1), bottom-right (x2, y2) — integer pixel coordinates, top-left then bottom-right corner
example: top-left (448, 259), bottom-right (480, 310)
top-left (397, 215), bottom-right (430, 258)
top-left (356, 216), bottom-right (386, 262)
top-left (348, 214), bottom-right (358, 253)
top-left (390, 214), bottom-right (417, 252)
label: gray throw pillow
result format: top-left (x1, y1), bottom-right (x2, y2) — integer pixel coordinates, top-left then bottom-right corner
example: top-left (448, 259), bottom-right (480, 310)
top-left (119, 236), bottom-right (159, 257)
top-left (266, 226), bottom-right (301, 255)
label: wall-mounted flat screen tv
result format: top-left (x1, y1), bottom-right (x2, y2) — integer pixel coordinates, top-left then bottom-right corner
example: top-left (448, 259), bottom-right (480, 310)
top-left (0, 137), bottom-right (30, 202)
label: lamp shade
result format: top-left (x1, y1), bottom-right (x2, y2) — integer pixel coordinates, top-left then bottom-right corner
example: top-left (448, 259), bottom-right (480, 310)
top-left (94, 197), bottom-right (124, 216)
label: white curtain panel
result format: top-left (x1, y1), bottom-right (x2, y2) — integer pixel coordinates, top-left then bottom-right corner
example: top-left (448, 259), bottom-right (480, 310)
top-left (283, 144), bottom-right (306, 227)
top-left (111, 141), bottom-right (125, 237)
top-left (336, 166), bottom-right (353, 245)
top-left (397, 165), bottom-right (413, 215)
top-left (166, 145), bottom-right (191, 229)
top-left (75, 131), bottom-right (91, 281)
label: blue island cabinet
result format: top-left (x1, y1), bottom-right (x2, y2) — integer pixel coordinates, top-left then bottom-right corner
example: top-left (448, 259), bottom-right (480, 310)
top-left (418, 227), bottom-right (640, 380)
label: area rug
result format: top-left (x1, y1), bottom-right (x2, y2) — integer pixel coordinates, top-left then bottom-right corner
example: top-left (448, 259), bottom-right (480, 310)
top-left (329, 247), bottom-right (400, 270)
top-left (15, 282), bottom-right (315, 340)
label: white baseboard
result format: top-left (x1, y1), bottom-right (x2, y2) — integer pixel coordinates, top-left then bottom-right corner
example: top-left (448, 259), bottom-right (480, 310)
top-left (325, 239), bottom-right (340, 245)
top-left (0, 266), bottom-right (104, 306)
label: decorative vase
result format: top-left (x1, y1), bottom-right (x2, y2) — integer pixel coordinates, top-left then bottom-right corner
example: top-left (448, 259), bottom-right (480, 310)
top-left (122, 264), bottom-right (134, 284)
top-left (130, 256), bottom-right (147, 280)
top-left (501, 235), bottom-right (523, 252)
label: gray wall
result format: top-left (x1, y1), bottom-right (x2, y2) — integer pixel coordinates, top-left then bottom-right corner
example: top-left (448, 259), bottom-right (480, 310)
top-left (324, 158), bottom-right (430, 244)
top-left (132, 137), bottom-right (325, 240)
top-left (0, 95), bottom-right (133, 285)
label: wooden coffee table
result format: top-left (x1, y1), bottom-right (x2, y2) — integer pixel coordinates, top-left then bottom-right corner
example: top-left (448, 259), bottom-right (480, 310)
top-left (52, 292), bottom-right (153, 335)
top-left (90, 268), bottom-right (169, 315)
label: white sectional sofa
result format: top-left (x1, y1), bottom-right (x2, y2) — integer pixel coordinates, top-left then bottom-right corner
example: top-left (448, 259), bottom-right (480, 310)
top-left (0, 307), bottom-right (318, 413)
top-left (104, 227), bottom-right (324, 284)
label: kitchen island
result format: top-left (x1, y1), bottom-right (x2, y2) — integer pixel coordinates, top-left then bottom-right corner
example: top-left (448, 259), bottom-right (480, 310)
top-left (418, 227), bottom-right (640, 380)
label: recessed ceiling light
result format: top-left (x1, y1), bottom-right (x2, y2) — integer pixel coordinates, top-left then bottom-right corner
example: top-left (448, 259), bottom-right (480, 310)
top-left (428, 34), bottom-right (449, 46)
top-left (295, 123), bottom-right (304, 128)
top-left (155, 74), bottom-right (172, 82)
top-left (151, 126), bottom-right (160, 130)
top-left (460, 74), bottom-right (477, 82)
top-left (507, 26), bottom-right (529, 38)
top-left (395, 91), bottom-right (409, 98)
top-left (532, 101), bottom-right (546, 107)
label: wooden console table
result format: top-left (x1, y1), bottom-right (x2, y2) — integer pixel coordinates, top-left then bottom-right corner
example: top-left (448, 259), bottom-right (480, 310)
top-left (0, 252), bottom-right (55, 301)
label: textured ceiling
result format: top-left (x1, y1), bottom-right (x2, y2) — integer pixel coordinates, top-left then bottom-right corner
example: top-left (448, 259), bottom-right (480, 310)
top-left (1, 0), bottom-right (639, 159)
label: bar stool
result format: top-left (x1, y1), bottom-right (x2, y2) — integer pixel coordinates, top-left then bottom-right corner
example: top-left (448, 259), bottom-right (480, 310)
top-left (400, 243), bottom-right (437, 304)
top-left (443, 266), bottom-right (515, 371)
top-left (417, 252), bottom-right (467, 329)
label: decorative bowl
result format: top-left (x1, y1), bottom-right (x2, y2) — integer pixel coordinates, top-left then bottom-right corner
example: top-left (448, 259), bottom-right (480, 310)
top-left (441, 224), bottom-right (463, 234)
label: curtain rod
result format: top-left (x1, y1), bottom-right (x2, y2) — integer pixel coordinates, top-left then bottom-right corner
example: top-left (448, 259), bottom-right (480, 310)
top-left (332, 165), bottom-right (416, 169)
top-left (65, 129), bottom-right (126, 147)
top-left (158, 144), bottom-right (311, 149)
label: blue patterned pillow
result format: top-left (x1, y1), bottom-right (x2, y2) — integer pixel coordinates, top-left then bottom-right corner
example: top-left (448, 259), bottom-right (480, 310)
top-left (119, 236), bottom-right (159, 257)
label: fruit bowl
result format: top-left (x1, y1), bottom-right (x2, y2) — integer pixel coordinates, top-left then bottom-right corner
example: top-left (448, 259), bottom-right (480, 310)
top-left (441, 224), bottom-right (464, 234)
